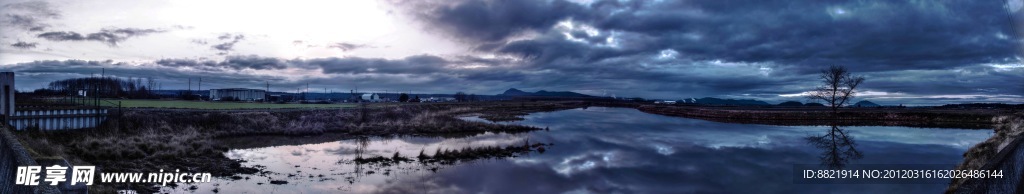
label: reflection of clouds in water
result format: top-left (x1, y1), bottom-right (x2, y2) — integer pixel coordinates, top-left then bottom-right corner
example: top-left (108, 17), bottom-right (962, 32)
top-left (323, 145), bottom-right (358, 155)
top-left (319, 134), bottom-right (532, 158)
top-left (555, 154), bottom-right (601, 176)
top-left (207, 108), bottom-right (991, 194)
top-left (371, 175), bottom-right (466, 194)
top-left (553, 150), bottom-right (645, 176)
top-left (845, 127), bottom-right (993, 149)
top-left (520, 108), bottom-right (991, 150)
top-left (374, 160), bottom-right (587, 194)
top-left (224, 149), bottom-right (267, 161)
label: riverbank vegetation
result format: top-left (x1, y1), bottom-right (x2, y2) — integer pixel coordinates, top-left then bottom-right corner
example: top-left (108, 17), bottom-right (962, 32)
top-left (11, 101), bottom-right (584, 192)
top-left (637, 105), bottom-right (1008, 129)
top-left (947, 112), bottom-right (1024, 193)
top-left (351, 140), bottom-right (551, 165)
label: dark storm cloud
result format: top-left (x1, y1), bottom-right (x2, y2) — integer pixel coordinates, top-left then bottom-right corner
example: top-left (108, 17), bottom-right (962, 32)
top-left (36, 31), bottom-right (84, 41)
top-left (865, 65), bottom-right (1024, 96)
top-left (391, 0), bottom-right (591, 43)
top-left (221, 55), bottom-right (288, 70)
top-left (1, 1), bottom-right (60, 31)
top-left (389, 0), bottom-right (1022, 71)
top-left (153, 58), bottom-right (219, 71)
top-left (4, 54), bottom-right (1019, 105)
top-left (211, 34), bottom-right (245, 54)
top-left (10, 41), bottom-right (38, 49)
top-left (381, 0), bottom-right (1024, 103)
top-left (327, 42), bottom-right (371, 51)
top-left (306, 54), bottom-right (447, 74)
top-left (36, 28), bottom-right (168, 46)
top-left (155, 55), bottom-right (288, 71)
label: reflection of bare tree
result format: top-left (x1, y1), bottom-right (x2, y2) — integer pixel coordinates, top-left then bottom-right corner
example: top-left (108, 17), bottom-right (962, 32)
top-left (805, 124), bottom-right (863, 169)
top-left (353, 137), bottom-right (370, 177)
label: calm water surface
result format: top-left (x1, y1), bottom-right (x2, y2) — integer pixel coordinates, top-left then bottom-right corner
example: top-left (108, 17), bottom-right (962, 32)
top-left (162, 107), bottom-right (992, 193)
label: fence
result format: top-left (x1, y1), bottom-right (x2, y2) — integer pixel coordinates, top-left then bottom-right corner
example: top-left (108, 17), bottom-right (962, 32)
top-left (7, 109), bottom-right (108, 131)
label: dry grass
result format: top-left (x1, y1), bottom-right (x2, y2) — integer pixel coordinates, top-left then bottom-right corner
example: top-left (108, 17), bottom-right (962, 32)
top-left (946, 112), bottom-right (1024, 193)
top-left (353, 140), bottom-right (551, 165)
top-left (12, 101), bottom-right (586, 192)
top-left (637, 105), bottom-right (1004, 128)
top-left (14, 103), bottom-right (570, 174)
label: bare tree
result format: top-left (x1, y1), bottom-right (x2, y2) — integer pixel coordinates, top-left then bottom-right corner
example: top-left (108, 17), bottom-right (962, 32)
top-left (454, 92), bottom-right (467, 102)
top-left (807, 65), bottom-right (865, 114)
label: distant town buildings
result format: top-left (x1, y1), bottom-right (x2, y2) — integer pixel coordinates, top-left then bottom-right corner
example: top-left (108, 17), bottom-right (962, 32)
top-left (210, 88), bottom-right (266, 101)
top-left (421, 97), bottom-right (456, 102)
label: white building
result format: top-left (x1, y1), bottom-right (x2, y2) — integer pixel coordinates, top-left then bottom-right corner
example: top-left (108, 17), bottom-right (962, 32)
top-left (361, 93), bottom-right (381, 102)
top-left (210, 88), bottom-right (266, 101)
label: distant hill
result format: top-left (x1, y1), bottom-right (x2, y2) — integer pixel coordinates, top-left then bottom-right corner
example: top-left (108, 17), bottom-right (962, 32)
top-left (694, 97), bottom-right (771, 106)
top-left (777, 101), bottom-right (803, 106)
top-left (499, 88), bottom-right (591, 97)
top-left (804, 102), bottom-right (825, 107)
top-left (499, 88), bottom-right (532, 95)
top-left (852, 100), bottom-right (881, 107)
top-left (939, 103), bottom-right (1024, 109)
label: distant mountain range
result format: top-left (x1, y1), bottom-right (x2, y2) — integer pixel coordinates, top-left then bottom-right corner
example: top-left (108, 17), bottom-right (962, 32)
top-left (499, 88), bottom-right (592, 97)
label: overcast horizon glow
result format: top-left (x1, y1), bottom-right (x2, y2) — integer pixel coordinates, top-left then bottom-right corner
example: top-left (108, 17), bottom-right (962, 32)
top-left (1, 0), bottom-right (1022, 105)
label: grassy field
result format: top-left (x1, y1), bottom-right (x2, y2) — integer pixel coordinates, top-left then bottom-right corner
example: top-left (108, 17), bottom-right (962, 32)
top-left (96, 99), bottom-right (357, 109)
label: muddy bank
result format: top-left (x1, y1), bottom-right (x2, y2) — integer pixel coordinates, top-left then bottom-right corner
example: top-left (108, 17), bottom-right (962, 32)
top-left (463, 101), bottom-right (591, 122)
top-left (351, 140), bottom-right (551, 166)
top-left (946, 112), bottom-right (1024, 193)
top-left (637, 105), bottom-right (1007, 129)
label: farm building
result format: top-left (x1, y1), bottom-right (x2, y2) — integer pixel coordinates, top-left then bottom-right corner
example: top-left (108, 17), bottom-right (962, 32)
top-left (361, 93), bottom-right (381, 102)
top-left (210, 88), bottom-right (266, 101)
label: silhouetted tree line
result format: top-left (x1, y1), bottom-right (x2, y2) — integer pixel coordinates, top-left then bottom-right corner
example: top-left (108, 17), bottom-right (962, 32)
top-left (36, 77), bottom-right (159, 99)
top-left (453, 92), bottom-right (478, 102)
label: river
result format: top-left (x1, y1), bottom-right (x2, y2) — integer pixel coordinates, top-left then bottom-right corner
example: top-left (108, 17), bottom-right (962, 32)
top-left (161, 107), bottom-right (993, 193)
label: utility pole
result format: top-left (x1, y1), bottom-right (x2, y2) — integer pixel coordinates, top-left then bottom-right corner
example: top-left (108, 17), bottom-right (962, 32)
top-left (94, 70), bottom-right (100, 128)
top-left (100, 68), bottom-right (104, 99)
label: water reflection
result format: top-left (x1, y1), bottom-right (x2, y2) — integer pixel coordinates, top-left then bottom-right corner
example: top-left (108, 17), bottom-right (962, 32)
top-left (805, 124), bottom-right (863, 169)
top-left (166, 108), bottom-right (992, 194)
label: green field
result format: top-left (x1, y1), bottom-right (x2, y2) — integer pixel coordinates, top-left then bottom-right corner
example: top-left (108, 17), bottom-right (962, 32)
top-left (96, 99), bottom-right (357, 109)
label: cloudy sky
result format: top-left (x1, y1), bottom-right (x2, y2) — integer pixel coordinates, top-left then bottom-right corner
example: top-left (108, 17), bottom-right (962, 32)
top-left (1, 0), bottom-right (1022, 105)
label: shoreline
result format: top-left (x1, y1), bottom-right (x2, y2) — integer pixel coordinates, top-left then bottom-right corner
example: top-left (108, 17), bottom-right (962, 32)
top-left (11, 101), bottom-right (580, 192)
top-left (636, 105), bottom-right (1010, 129)
top-left (9, 101), bottom-right (1017, 193)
